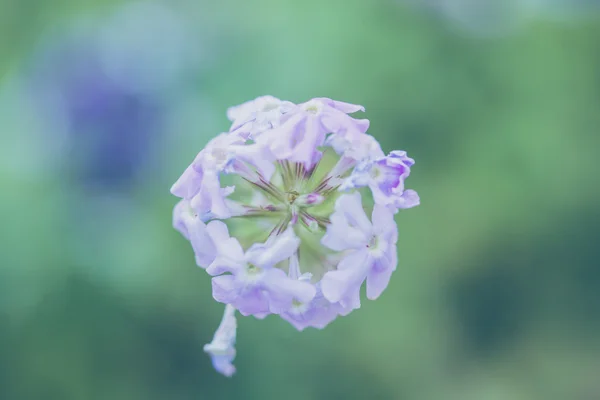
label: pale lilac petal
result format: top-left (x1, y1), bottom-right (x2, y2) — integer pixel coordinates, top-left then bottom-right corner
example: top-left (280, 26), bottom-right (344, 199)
top-left (371, 205), bottom-right (395, 235)
top-left (339, 192), bottom-right (371, 231)
top-left (281, 284), bottom-right (342, 331)
top-left (172, 199), bottom-right (216, 268)
top-left (321, 192), bottom-right (373, 251)
top-left (393, 189), bottom-right (420, 209)
top-left (204, 304), bottom-right (237, 377)
top-left (209, 354), bottom-right (236, 377)
top-left (172, 199), bottom-right (194, 239)
top-left (235, 289), bottom-right (270, 316)
top-left (245, 228), bottom-right (300, 267)
top-left (321, 250), bottom-right (370, 303)
top-left (255, 112), bottom-right (304, 160)
top-left (329, 99), bottom-right (365, 114)
top-left (190, 170), bottom-right (231, 219)
top-left (171, 163), bottom-right (203, 199)
top-left (228, 96), bottom-right (293, 138)
top-left (263, 269), bottom-right (317, 314)
top-left (353, 118), bottom-right (370, 132)
top-left (339, 286), bottom-right (362, 312)
top-left (206, 221), bottom-right (244, 261)
top-left (235, 143), bottom-right (276, 180)
top-left (187, 221), bottom-right (216, 269)
top-left (321, 216), bottom-right (368, 251)
top-left (211, 275), bottom-right (238, 304)
top-left (289, 117), bottom-right (325, 168)
top-left (366, 260), bottom-right (394, 300)
top-left (206, 255), bottom-right (243, 276)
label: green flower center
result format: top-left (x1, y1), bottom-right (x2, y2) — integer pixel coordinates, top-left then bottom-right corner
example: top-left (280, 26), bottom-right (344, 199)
top-left (221, 149), bottom-right (373, 281)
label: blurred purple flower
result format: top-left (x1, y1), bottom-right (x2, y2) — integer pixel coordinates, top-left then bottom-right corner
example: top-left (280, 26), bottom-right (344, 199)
top-left (27, 1), bottom-right (194, 190)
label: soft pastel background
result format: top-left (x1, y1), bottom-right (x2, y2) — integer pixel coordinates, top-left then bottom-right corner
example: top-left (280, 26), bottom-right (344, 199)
top-left (1, 1), bottom-right (599, 399)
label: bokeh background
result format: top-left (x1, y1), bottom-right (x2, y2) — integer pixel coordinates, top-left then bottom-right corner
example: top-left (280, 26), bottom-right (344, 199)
top-left (1, 0), bottom-right (599, 399)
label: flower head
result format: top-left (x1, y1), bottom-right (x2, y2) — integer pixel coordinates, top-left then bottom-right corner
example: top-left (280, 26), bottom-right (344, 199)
top-left (171, 96), bottom-right (418, 376)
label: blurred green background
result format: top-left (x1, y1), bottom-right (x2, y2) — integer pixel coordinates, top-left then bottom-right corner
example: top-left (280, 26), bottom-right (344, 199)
top-left (1, 0), bottom-right (599, 399)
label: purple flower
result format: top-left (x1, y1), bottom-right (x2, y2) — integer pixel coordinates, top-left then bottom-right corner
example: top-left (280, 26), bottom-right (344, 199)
top-left (29, 43), bottom-right (163, 190)
top-left (170, 96), bottom-right (418, 376)
top-left (227, 96), bottom-right (295, 139)
top-left (206, 226), bottom-right (316, 316)
top-left (203, 304), bottom-right (238, 377)
top-left (171, 132), bottom-right (275, 219)
top-left (28, 1), bottom-right (194, 191)
top-left (321, 192), bottom-right (398, 304)
top-left (256, 98), bottom-right (370, 169)
top-left (341, 150), bottom-right (420, 211)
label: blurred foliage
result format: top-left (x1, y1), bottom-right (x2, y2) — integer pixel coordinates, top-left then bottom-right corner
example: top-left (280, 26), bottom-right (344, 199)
top-left (1, 0), bottom-right (599, 399)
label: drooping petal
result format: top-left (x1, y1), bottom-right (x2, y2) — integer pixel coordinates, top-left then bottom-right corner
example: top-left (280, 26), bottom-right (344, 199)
top-left (203, 304), bottom-right (237, 377)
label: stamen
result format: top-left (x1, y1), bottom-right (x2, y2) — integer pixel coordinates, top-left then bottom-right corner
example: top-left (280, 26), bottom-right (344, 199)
top-left (299, 212), bottom-right (320, 232)
top-left (278, 160), bottom-right (293, 191)
top-left (243, 176), bottom-right (284, 203)
top-left (240, 205), bottom-right (285, 215)
top-left (309, 213), bottom-right (330, 227)
top-left (312, 176), bottom-right (331, 193)
top-left (313, 156), bottom-right (356, 193)
top-left (268, 214), bottom-right (292, 237)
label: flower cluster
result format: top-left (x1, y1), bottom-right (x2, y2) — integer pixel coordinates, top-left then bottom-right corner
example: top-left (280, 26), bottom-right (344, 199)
top-left (171, 96), bottom-right (419, 376)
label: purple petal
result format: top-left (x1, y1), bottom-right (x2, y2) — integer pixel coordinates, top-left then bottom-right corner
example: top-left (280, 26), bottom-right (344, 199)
top-left (245, 228), bottom-right (300, 268)
top-left (206, 220), bottom-right (245, 261)
top-left (371, 205), bottom-right (395, 236)
top-left (366, 260), bottom-right (394, 300)
top-left (211, 275), bottom-right (238, 304)
top-left (262, 269), bottom-right (317, 314)
top-left (321, 250), bottom-right (370, 303)
top-left (204, 305), bottom-right (237, 377)
top-left (171, 163), bottom-right (203, 199)
top-left (330, 99), bottom-right (365, 114)
top-left (393, 189), bottom-right (420, 209)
